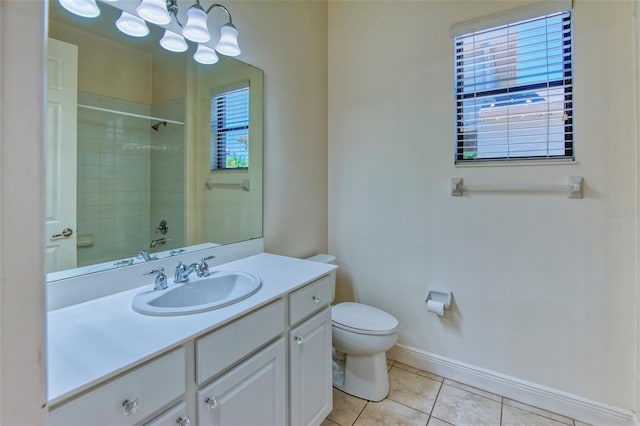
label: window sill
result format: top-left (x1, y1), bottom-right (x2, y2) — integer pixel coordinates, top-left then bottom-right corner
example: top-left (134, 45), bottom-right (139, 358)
top-left (454, 159), bottom-right (577, 168)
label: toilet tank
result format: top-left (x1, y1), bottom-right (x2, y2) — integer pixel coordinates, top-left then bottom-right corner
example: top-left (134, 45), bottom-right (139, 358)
top-left (305, 254), bottom-right (336, 264)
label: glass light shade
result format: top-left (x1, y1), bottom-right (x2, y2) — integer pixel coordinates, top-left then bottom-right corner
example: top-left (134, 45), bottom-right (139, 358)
top-left (194, 44), bottom-right (219, 65)
top-left (116, 11), bottom-right (150, 38)
top-left (214, 23), bottom-right (241, 56)
top-left (160, 30), bottom-right (188, 53)
top-left (136, 0), bottom-right (171, 26)
top-left (182, 5), bottom-right (210, 43)
top-left (58, 0), bottom-right (100, 18)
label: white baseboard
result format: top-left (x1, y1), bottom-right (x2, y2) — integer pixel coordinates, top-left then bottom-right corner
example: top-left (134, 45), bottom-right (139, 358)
top-left (387, 344), bottom-right (637, 426)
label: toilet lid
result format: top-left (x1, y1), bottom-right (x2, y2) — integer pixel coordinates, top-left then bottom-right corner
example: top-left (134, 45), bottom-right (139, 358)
top-left (332, 302), bottom-right (398, 336)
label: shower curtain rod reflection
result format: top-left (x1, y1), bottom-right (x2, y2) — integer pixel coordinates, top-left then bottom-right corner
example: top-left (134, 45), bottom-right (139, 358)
top-left (78, 104), bottom-right (185, 126)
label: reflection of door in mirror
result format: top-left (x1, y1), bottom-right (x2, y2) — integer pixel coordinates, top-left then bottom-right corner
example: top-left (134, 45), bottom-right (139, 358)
top-left (46, 39), bottom-right (78, 273)
top-left (48, 13), bottom-right (187, 272)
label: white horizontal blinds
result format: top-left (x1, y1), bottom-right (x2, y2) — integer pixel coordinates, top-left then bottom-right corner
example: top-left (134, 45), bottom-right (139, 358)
top-left (454, 9), bottom-right (573, 162)
top-left (211, 86), bottom-right (250, 170)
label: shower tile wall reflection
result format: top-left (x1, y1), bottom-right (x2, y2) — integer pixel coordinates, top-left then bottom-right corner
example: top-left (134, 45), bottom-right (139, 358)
top-left (150, 98), bottom-right (185, 253)
top-left (77, 92), bottom-right (151, 267)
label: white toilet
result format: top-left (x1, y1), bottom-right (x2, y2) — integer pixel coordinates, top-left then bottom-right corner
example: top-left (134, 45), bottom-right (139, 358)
top-left (306, 254), bottom-right (399, 402)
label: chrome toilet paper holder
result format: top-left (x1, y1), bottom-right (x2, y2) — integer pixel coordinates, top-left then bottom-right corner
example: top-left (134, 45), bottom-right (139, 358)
top-left (425, 289), bottom-right (452, 309)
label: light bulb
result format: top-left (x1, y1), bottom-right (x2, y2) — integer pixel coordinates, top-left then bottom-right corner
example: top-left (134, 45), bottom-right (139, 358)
top-left (182, 4), bottom-right (210, 43)
top-left (214, 23), bottom-right (241, 56)
top-left (58, 0), bottom-right (100, 18)
top-left (136, 0), bottom-right (171, 26)
top-left (116, 11), bottom-right (150, 38)
top-left (194, 44), bottom-right (219, 65)
top-left (160, 30), bottom-right (188, 53)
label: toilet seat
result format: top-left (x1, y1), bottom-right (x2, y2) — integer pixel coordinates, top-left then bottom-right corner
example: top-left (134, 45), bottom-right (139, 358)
top-left (332, 302), bottom-right (398, 336)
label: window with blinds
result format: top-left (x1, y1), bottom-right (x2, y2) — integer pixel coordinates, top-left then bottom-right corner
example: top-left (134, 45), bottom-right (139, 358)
top-left (454, 9), bottom-right (573, 163)
top-left (211, 86), bottom-right (250, 170)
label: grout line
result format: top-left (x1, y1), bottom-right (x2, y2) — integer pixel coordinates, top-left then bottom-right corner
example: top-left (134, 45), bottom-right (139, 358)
top-left (430, 416), bottom-right (456, 426)
top-left (502, 399), bottom-right (574, 425)
top-left (386, 396), bottom-right (433, 416)
top-left (351, 399), bottom-right (368, 426)
top-left (429, 376), bottom-right (445, 419)
top-left (500, 396), bottom-right (504, 426)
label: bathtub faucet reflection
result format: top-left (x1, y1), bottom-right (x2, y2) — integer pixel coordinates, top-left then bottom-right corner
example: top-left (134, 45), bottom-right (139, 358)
top-left (150, 237), bottom-right (167, 248)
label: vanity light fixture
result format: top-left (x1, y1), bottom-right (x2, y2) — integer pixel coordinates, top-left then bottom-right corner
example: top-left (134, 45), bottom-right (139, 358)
top-left (56, 0), bottom-right (241, 65)
top-left (58, 0), bottom-right (100, 18)
top-left (166, 0), bottom-right (241, 57)
top-left (136, 0), bottom-right (171, 26)
top-left (159, 30), bottom-right (189, 53)
top-left (193, 44), bottom-right (219, 64)
top-left (116, 11), bottom-right (150, 38)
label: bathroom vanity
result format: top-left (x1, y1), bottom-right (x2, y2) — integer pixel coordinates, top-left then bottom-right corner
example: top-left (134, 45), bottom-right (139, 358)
top-left (47, 253), bottom-right (336, 426)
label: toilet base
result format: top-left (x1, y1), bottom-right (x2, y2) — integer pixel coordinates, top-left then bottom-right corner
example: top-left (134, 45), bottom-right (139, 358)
top-left (332, 351), bottom-right (389, 401)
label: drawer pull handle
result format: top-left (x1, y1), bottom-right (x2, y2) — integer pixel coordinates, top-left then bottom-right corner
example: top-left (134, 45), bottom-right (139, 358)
top-left (294, 335), bottom-right (304, 346)
top-left (312, 296), bottom-right (320, 304)
top-left (205, 397), bottom-right (219, 409)
top-left (122, 398), bottom-right (139, 417)
top-left (176, 416), bottom-right (191, 426)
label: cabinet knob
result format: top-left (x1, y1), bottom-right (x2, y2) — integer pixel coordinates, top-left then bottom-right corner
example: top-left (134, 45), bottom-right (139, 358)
top-left (176, 416), bottom-right (191, 426)
top-left (122, 398), bottom-right (139, 417)
top-left (312, 296), bottom-right (320, 304)
top-left (294, 335), bottom-right (304, 346)
top-left (205, 397), bottom-right (218, 409)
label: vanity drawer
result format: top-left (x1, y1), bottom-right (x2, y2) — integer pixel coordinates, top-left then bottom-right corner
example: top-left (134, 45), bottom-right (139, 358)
top-left (48, 348), bottom-right (185, 426)
top-left (196, 299), bottom-right (285, 385)
top-left (144, 402), bottom-right (188, 426)
top-left (289, 274), bottom-right (334, 325)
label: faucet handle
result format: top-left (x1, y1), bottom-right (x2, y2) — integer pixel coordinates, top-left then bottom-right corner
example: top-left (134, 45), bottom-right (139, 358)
top-left (174, 261), bottom-right (188, 283)
top-left (144, 267), bottom-right (168, 291)
top-left (199, 256), bottom-right (216, 277)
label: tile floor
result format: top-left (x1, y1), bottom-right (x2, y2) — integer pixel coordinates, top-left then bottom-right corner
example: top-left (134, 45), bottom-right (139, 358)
top-left (321, 360), bottom-right (592, 426)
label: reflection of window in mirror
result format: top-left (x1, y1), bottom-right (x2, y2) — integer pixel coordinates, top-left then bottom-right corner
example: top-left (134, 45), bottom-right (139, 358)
top-left (210, 84), bottom-right (250, 171)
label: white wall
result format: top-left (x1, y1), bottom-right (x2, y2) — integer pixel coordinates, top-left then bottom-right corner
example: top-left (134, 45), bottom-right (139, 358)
top-left (0, 1), bottom-right (47, 424)
top-left (228, 1), bottom-right (328, 258)
top-left (328, 0), bottom-right (637, 410)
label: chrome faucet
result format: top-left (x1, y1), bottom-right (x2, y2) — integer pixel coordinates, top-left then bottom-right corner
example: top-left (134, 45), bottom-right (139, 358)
top-left (174, 256), bottom-right (216, 283)
top-left (144, 267), bottom-right (168, 291)
top-left (150, 237), bottom-right (167, 248)
top-left (137, 250), bottom-right (157, 262)
top-left (174, 261), bottom-right (203, 283)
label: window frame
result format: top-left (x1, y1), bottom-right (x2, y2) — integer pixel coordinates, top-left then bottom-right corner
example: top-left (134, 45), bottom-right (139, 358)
top-left (454, 10), bottom-right (574, 164)
top-left (210, 82), bottom-right (250, 172)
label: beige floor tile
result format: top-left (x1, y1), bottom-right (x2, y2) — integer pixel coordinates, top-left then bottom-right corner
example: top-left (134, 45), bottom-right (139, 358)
top-left (431, 384), bottom-right (501, 426)
top-left (503, 398), bottom-right (572, 424)
top-left (427, 416), bottom-right (454, 426)
top-left (393, 362), bottom-right (444, 382)
top-left (353, 399), bottom-right (430, 426)
top-left (328, 388), bottom-right (367, 426)
top-left (387, 360), bottom-right (395, 371)
top-left (502, 404), bottom-right (569, 426)
top-left (321, 418), bottom-right (342, 426)
top-left (388, 366), bottom-right (442, 413)
top-left (443, 379), bottom-right (501, 402)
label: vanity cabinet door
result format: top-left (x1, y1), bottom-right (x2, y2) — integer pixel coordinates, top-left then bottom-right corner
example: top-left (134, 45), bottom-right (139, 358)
top-left (289, 307), bottom-right (332, 426)
top-left (197, 338), bottom-right (286, 426)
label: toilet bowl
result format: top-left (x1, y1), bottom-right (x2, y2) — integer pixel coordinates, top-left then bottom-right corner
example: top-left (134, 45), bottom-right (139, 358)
top-left (305, 254), bottom-right (399, 401)
top-left (331, 302), bottom-right (398, 401)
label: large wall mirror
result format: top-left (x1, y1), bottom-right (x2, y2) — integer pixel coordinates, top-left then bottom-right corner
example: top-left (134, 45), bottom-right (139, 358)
top-left (46, 0), bottom-right (263, 281)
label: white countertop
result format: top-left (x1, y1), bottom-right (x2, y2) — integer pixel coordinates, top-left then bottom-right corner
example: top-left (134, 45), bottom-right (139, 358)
top-left (47, 253), bottom-right (336, 405)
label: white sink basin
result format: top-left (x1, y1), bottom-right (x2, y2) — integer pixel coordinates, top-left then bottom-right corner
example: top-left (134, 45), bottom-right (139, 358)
top-left (132, 271), bottom-right (262, 316)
